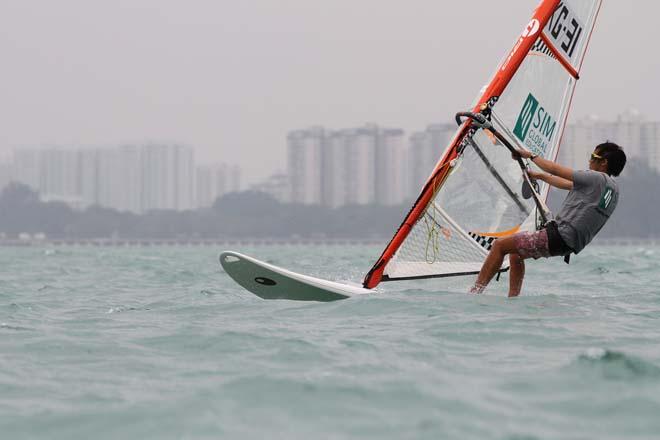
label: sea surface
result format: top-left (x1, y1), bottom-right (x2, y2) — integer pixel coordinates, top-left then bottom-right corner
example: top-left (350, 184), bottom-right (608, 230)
top-left (1, 244), bottom-right (659, 440)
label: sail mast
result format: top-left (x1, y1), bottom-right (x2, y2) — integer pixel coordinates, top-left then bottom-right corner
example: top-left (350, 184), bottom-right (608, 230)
top-left (363, 0), bottom-right (561, 289)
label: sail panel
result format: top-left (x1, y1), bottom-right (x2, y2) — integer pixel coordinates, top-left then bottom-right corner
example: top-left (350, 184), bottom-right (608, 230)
top-left (543, 0), bottom-right (602, 70)
top-left (386, 204), bottom-right (488, 280)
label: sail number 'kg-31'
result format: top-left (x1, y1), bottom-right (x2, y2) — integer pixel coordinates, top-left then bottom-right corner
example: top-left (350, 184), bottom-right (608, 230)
top-left (546, 2), bottom-right (584, 62)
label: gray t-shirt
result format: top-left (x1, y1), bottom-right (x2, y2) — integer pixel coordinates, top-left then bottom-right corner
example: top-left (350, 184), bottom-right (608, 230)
top-left (555, 170), bottom-right (619, 254)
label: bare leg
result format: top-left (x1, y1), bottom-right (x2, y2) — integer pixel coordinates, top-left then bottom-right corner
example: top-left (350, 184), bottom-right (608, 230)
top-left (508, 253), bottom-right (525, 297)
top-left (469, 236), bottom-right (519, 294)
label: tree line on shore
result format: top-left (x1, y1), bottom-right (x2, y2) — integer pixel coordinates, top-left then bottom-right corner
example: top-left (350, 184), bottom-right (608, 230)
top-left (0, 183), bottom-right (405, 239)
top-left (0, 159), bottom-right (657, 240)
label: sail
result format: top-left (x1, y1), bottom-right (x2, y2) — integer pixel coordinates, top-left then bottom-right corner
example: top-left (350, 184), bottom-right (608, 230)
top-left (364, 0), bottom-right (602, 288)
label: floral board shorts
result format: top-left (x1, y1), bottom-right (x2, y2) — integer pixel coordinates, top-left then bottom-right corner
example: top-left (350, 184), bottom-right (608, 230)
top-left (512, 229), bottom-right (551, 260)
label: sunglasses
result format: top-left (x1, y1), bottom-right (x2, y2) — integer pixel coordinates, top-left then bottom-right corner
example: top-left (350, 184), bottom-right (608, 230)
top-left (590, 152), bottom-right (605, 161)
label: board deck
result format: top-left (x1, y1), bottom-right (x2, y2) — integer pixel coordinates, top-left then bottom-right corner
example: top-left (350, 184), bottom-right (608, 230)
top-left (219, 251), bottom-right (374, 302)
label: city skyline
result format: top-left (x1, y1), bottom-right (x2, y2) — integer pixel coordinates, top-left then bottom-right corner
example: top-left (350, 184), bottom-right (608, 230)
top-left (0, 144), bottom-right (241, 213)
top-left (2, 110), bottom-right (657, 213)
top-left (281, 112), bottom-right (660, 208)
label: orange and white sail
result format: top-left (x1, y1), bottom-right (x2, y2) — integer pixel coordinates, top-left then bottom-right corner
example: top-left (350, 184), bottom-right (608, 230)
top-left (363, 0), bottom-right (603, 288)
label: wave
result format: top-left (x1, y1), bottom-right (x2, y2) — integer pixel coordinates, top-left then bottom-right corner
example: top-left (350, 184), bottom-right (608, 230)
top-left (568, 348), bottom-right (660, 380)
top-left (0, 322), bottom-right (32, 331)
top-left (106, 305), bottom-right (149, 314)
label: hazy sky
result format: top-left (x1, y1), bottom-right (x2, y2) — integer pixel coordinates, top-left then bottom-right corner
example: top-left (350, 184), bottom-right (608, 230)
top-left (1, 1), bottom-right (658, 184)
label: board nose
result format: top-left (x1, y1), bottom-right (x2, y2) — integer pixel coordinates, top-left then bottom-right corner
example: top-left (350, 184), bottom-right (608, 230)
top-left (219, 251), bottom-right (246, 273)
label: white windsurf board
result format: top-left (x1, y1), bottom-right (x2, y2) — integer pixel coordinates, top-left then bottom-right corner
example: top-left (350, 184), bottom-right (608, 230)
top-left (219, 251), bottom-right (374, 302)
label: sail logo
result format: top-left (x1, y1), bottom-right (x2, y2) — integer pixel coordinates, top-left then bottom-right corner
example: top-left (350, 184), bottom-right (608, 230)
top-left (522, 19), bottom-right (540, 38)
top-left (501, 19), bottom-right (541, 72)
top-left (513, 93), bottom-right (557, 155)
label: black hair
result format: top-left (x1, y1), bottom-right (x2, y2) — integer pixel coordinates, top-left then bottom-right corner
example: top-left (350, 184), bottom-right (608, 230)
top-left (595, 141), bottom-right (626, 177)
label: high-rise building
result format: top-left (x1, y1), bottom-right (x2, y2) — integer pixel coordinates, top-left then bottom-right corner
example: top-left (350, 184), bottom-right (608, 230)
top-left (287, 127), bottom-right (323, 205)
top-left (229, 164), bottom-right (241, 193)
top-left (78, 149), bottom-right (99, 208)
top-left (94, 146), bottom-right (144, 213)
top-left (117, 146), bottom-right (142, 213)
top-left (641, 121), bottom-right (660, 172)
top-left (141, 144), bottom-right (194, 212)
top-left (11, 150), bottom-right (40, 191)
top-left (321, 130), bottom-right (348, 208)
top-left (612, 109), bottom-right (644, 159)
top-left (559, 110), bottom-right (654, 173)
top-left (289, 124), bottom-right (407, 207)
top-left (375, 128), bottom-right (406, 206)
top-left (407, 124), bottom-right (454, 198)
top-left (38, 149), bottom-right (80, 202)
top-left (195, 163), bottom-right (241, 208)
top-left (558, 116), bottom-right (607, 169)
top-left (345, 126), bottom-right (376, 205)
top-left (196, 165), bottom-right (218, 208)
top-left (173, 145), bottom-right (194, 211)
top-left (0, 162), bottom-right (11, 192)
top-left (141, 145), bottom-right (170, 211)
top-left (7, 148), bottom-right (86, 208)
top-left (96, 148), bottom-right (121, 210)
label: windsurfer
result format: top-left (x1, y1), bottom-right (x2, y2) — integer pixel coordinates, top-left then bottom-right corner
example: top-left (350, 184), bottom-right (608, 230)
top-left (469, 141), bottom-right (626, 297)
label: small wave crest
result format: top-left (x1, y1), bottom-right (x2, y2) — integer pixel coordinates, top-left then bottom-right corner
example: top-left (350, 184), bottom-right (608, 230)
top-left (200, 289), bottom-right (219, 296)
top-left (569, 348), bottom-right (660, 380)
top-left (0, 322), bottom-right (31, 331)
top-left (107, 305), bottom-right (148, 314)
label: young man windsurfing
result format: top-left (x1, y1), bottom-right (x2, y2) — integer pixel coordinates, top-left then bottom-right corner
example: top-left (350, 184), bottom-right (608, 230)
top-left (470, 141), bottom-right (627, 297)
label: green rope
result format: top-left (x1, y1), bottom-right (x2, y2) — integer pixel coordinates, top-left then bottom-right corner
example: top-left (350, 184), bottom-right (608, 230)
top-left (421, 162), bottom-right (452, 264)
top-left (423, 204), bottom-right (442, 264)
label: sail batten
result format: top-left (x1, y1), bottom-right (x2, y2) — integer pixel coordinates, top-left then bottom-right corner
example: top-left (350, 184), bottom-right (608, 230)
top-left (363, 0), bottom-right (603, 289)
top-left (540, 33), bottom-right (580, 79)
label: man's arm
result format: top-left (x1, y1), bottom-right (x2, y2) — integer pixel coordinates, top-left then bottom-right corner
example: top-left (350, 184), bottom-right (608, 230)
top-left (515, 148), bottom-right (575, 181)
top-left (528, 170), bottom-right (573, 190)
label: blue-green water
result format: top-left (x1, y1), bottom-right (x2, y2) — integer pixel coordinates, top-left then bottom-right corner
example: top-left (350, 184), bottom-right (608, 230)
top-left (1, 245), bottom-right (659, 439)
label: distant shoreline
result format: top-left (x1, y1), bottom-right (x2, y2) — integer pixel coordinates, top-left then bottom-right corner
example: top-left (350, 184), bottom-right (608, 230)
top-left (0, 237), bottom-right (658, 247)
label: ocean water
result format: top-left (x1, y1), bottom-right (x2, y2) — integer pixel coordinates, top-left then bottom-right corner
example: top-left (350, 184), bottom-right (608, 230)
top-left (1, 244), bottom-right (659, 440)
